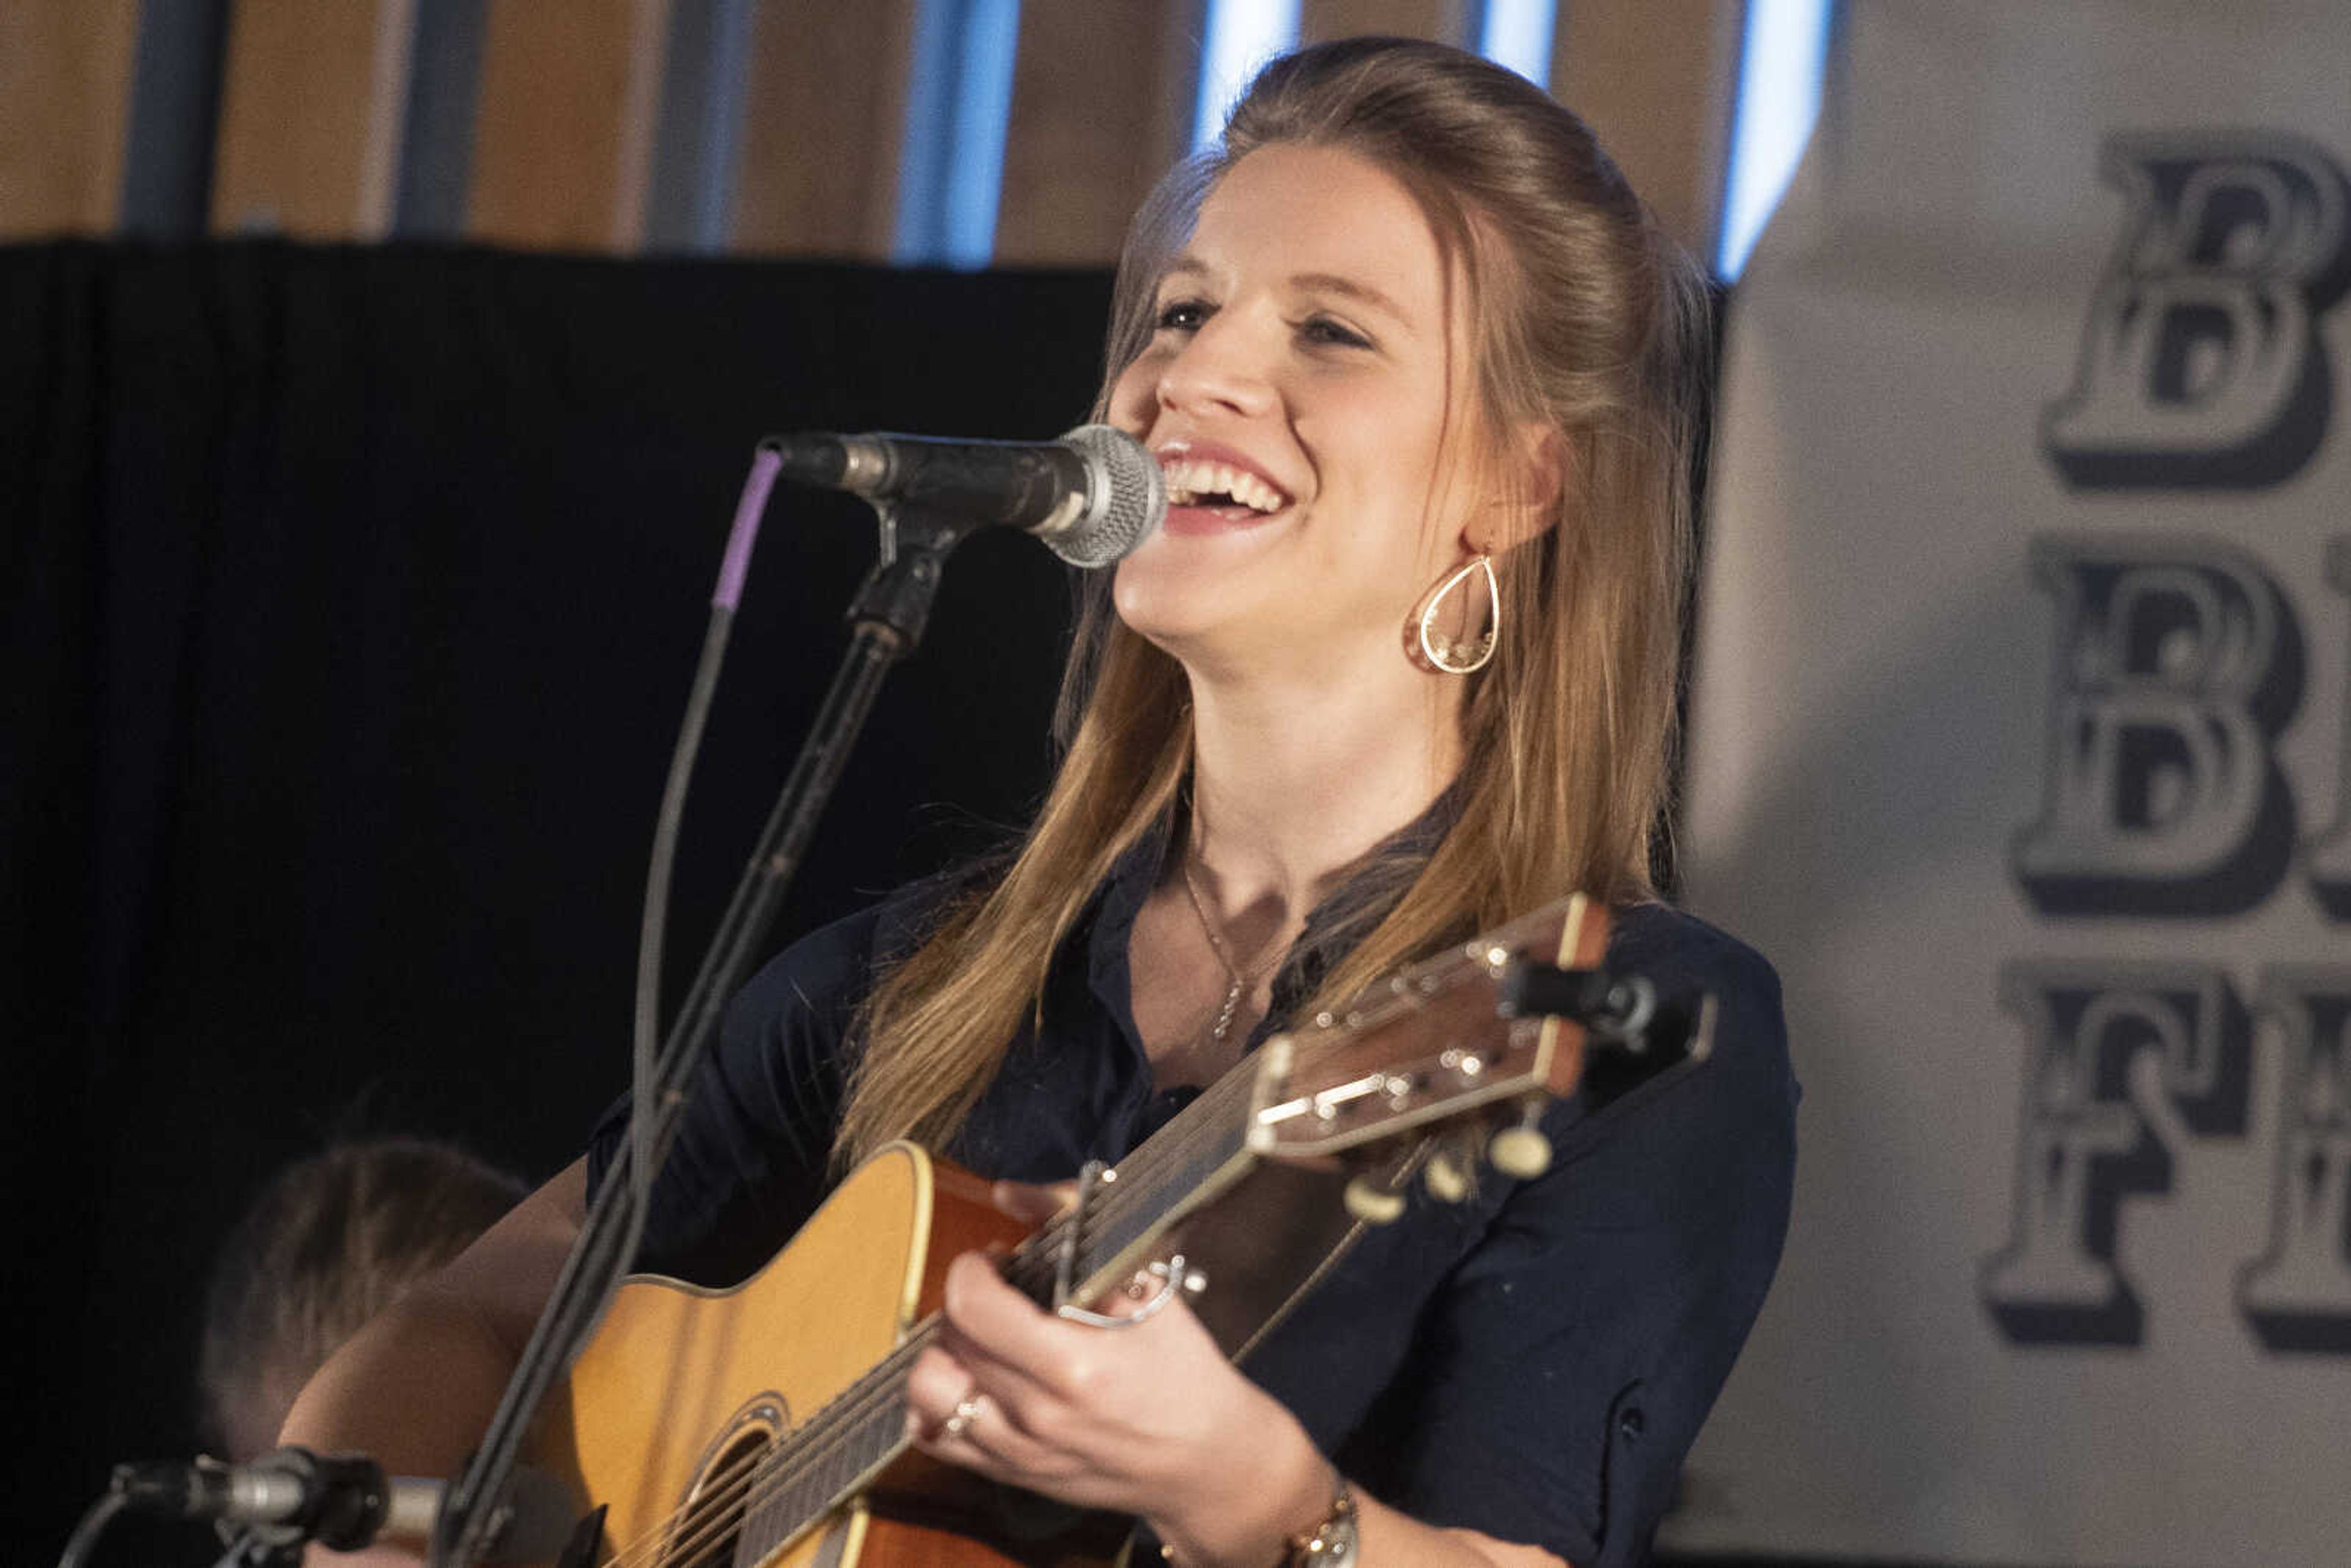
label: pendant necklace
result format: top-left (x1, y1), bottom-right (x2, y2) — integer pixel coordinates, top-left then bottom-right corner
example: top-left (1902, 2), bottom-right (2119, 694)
top-left (1178, 841), bottom-right (1281, 1045)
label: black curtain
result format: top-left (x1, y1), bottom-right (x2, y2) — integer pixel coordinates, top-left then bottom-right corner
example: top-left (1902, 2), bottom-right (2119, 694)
top-left (1, 240), bottom-right (1112, 1561)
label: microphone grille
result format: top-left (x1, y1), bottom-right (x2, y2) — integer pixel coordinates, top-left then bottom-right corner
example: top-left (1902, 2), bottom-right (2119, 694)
top-left (1052, 424), bottom-right (1165, 568)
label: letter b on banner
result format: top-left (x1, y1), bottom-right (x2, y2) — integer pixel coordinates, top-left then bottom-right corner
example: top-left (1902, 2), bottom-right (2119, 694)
top-left (2042, 133), bottom-right (2351, 489)
top-left (2014, 536), bottom-right (2302, 915)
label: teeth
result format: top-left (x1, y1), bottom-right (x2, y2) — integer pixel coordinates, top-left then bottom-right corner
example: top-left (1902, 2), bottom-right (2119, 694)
top-left (1161, 457), bottom-right (1288, 513)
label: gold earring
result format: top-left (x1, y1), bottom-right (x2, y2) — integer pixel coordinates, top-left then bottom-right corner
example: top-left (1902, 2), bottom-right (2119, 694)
top-left (1406, 553), bottom-right (1500, 675)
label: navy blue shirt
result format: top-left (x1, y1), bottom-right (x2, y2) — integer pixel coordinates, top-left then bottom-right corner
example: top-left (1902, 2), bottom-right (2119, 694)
top-left (588, 820), bottom-right (1796, 1566)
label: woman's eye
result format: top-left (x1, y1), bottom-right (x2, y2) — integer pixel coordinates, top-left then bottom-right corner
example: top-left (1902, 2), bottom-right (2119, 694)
top-left (1155, 298), bottom-right (1209, 332)
top-left (1301, 317), bottom-right (1371, 350)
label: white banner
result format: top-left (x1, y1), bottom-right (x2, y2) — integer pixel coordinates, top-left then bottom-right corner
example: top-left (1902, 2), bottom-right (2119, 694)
top-left (1670, 4), bottom-right (2351, 1566)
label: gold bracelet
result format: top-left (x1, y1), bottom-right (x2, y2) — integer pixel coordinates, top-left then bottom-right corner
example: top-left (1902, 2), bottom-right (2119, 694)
top-left (1282, 1474), bottom-right (1357, 1568)
top-left (1152, 1473), bottom-right (1357, 1568)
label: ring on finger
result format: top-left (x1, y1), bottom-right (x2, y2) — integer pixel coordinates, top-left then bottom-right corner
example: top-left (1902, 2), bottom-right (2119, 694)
top-left (939, 1393), bottom-right (985, 1442)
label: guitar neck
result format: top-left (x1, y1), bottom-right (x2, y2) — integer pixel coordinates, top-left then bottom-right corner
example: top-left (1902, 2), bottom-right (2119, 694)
top-left (1007, 1064), bottom-right (1265, 1308)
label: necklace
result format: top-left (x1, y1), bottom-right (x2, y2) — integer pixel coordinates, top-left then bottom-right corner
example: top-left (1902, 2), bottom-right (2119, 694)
top-left (1178, 843), bottom-right (1281, 1045)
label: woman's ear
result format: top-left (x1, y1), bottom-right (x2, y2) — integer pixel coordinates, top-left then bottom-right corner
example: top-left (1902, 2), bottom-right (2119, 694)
top-left (1468, 422), bottom-right (1567, 555)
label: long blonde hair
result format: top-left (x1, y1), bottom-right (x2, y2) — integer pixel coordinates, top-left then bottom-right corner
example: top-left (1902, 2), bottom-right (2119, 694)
top-left (836, 36), bottom-right (1710, 1168)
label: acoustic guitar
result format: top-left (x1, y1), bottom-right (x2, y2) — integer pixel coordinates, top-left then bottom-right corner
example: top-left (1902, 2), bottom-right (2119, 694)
top-left (527, 892), bottom-right (1689, 1568)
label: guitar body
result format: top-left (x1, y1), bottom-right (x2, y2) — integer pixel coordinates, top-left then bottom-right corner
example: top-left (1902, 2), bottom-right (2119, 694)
top-left (515, 898), bottom-right (1633, 1568)
top-left (532, 1144), bottom-right (1102, 1568)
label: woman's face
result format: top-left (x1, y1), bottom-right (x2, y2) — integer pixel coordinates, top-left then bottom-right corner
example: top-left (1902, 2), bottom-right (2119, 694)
top-left (1108, 143), bottom-right (1490, 682)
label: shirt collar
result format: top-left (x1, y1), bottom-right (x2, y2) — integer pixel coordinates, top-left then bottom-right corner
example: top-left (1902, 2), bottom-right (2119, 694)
top-left (1084, 782), bottom-right (1463, 1052)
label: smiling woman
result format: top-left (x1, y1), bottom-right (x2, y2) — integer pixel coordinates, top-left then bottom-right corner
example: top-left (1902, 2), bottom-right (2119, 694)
top-left (1109, 144), bottom-right (1477, 673)
top-left (278, 36), bottom-right (1796, 1568)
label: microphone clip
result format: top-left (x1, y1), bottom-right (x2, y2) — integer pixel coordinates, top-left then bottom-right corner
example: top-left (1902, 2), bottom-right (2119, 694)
top-left (144, 1447), bottom-right (388, 1548)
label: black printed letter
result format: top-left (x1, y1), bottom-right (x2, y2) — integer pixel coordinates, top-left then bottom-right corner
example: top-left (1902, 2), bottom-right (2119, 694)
top-left (2237, 967), bottom-right (2351, 1352)
top-left (2015, 536), bottom-right (2301, 915)
top-left (1982, 964), bottom-right (2252, 1345)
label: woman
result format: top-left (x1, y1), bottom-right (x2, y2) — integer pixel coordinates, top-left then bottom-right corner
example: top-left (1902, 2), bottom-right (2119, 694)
top-left (283, 36), bottom-right (1794, 1568)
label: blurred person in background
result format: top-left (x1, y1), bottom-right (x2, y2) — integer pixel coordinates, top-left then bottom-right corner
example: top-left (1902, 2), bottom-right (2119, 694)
top-left (200, 1136), bottom-right (525, 1461)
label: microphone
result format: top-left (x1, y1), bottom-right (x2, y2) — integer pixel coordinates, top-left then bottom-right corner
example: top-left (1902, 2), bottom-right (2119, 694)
top-left (110, 1447), bottom-right (577, 1561)
top-left (763, 423), bottom-right (1165, 568)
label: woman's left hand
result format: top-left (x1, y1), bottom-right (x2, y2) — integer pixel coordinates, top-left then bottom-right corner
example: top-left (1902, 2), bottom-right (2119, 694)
top-left (904, 1243), bottom-right (1331, 1564)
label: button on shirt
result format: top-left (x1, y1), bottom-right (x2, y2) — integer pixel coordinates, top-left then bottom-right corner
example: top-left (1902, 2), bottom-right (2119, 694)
top-left (587, 816), bottom-right (1797, 1567)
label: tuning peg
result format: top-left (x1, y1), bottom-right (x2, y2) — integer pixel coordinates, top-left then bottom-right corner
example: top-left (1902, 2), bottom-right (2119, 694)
top-left (1488, 1105), bottom-right (1553, 1180)
top-left (1344, 1175), bottom-right (1408, 1224)
top-left (1423, 1151), bottom-right (1471, 1203)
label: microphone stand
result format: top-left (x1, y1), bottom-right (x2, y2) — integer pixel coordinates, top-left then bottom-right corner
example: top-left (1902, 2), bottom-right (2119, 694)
top-left (434, 501), bottom-right (970, 1568)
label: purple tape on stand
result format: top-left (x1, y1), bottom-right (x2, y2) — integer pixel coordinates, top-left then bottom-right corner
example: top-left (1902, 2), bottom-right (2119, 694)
top-left (714, 445), bottom-right (784, 611)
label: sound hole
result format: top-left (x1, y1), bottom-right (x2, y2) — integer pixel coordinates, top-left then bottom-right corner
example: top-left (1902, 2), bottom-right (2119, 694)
top-left (667, 1427), bottom-right (774, 1568)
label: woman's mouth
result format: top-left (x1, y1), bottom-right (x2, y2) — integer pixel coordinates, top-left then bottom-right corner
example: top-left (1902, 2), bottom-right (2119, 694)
top-left (1158, 451), bottom-right (1294, 534)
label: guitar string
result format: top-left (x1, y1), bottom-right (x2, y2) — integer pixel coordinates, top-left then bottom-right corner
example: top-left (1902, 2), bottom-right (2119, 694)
top-left (601, 1079), bottom-right (1244, 1568)
top-left (588, 1228), bottom-right (1084, 1568)
top-left (589, 1153), bottom-right (1190, 1568)
top-left (588, 1070), bottom-right (1258, 1568)
top-left (586, 928), bottom-right (1528, 1568)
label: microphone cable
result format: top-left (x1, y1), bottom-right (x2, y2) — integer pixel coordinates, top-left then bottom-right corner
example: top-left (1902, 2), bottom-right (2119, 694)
top-left (56, 1489), bottom-right (127, 1568)
top-left (436, 442), bottom-right (787, 1568)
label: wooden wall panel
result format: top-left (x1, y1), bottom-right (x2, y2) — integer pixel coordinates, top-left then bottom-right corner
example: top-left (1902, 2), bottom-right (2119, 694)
top-left (1298, 0), bottom-right (1467, 46)
top-left (0, 0), bottom-right (1748, 273)
top-left (730, 1), bottom-right (920, 260)
top-left (0, 0), bottom-right (141, 239)
top-left (211, 0), bottom-right (407, 239)
top-left (1554, 0), bottom-right (1742, 259)
top-left (993, 0), bottom-right (1197, 268)
top-left (467, 0), bottom-right (666, 252)
top-left (607, 0), bottom-right (669, 250)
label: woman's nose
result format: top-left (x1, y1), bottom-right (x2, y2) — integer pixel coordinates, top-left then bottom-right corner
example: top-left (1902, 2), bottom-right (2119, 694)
top-left (1156, 317), bottom-right (1276, 419)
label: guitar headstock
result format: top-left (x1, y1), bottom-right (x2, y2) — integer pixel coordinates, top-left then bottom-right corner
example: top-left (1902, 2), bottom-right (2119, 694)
top-left (1244, 893), bottom-right (1612, 1164)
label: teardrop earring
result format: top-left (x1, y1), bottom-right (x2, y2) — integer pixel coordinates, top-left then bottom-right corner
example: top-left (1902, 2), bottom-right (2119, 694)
top-left (1405, 553), bottom-right (1500, 675)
